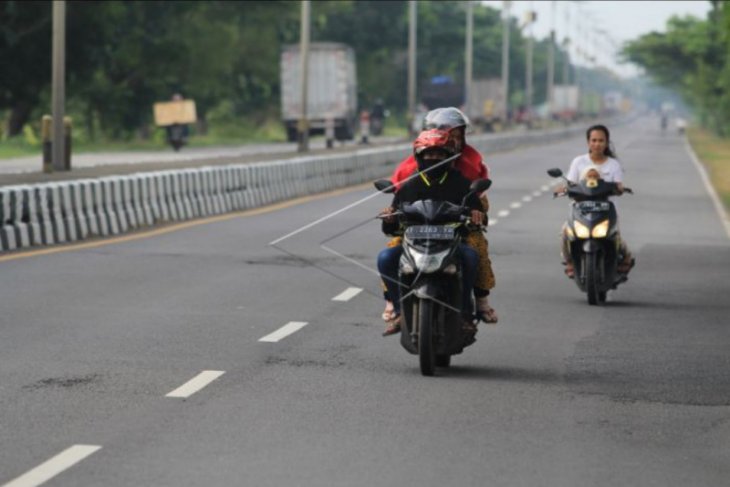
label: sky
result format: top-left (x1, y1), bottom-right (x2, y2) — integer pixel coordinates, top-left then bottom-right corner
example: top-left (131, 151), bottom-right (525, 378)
top-left (480, 1), bottom-right (713, 78)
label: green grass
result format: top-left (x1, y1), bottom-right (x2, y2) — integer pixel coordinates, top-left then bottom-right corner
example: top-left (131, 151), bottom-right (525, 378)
top-left (688, 127), bottom-right (730, 213)
top-left (0, 118), bottom-right (290, 160)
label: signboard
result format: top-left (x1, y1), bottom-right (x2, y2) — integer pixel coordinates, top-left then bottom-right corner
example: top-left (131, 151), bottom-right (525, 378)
top-left (153, 100), bottom-right (197, 126)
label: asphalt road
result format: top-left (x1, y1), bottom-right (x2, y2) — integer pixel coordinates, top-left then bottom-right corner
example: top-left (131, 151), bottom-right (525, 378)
top-left (1, 118), bottom-right (728, 486)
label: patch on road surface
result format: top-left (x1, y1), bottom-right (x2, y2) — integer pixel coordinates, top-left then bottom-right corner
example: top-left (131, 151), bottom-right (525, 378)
top-left (23, 374), bottom-right (102, 390)
top-left (566, 244), bottom-right (730, 406)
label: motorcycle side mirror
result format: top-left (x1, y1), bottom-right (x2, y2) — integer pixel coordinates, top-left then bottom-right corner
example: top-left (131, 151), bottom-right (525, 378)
top-left (374, 179), bottom-right (396, 194)
top-left (470, 178), bottom-right (491, 193)
top-left (547, 168), bottom-right (563, 178)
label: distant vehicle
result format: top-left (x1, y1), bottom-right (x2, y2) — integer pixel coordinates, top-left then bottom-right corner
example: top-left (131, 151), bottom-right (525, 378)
top-left (579, 91), bottom-right (602, 118)
top-left (421, 75), bottom-right (463, 110)
top-left (552, 85), bottom-right (579, 122)
top-left (465, 78), bottom-right (505, 132)
top-left (280, 42), bottom-right (358, 142)
top-left (603, 91), bottom-right (623, 115)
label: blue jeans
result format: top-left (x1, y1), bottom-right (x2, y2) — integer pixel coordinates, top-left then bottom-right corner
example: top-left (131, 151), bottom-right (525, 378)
top-left (377, 244), bottom-right (478, 315)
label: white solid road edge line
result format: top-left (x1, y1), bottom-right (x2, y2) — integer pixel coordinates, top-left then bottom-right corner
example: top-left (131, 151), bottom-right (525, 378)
top-left (259, 321), bottom-right (309, 343)
top-left (332, 287), bottom-right (363, 302)
top-left (683, 137), bottom-right (730, 240)
top-left (166, 370), bottom-right (226, 398)
top-left (2, 444), bottom-right (102, 487)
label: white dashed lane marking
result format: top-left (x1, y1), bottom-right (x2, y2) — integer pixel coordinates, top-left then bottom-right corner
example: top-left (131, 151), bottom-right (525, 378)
top-left (533, 190), bottom-right (542, 197)
top-left (2, 444), bottom-right (102, 487)
top-left (510, 202), bottom-right (522, 209)
top-left (541, 185), bottom-right (550, 192)
top-left (489, 219), bottom-right (498, 226)
top-left (522, 196), bottom-right (532, 202)
top-left (166, 371), bottom-right (225, 398)
top-left (332, 287), bottom-right (363, 302)
top-left (259, 321), bottom-right (309, 343)
top-left (497, 210), bottom-right (510, 218)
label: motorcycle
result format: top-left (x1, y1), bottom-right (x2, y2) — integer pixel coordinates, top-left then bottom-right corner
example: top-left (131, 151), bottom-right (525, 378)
top-left (547, 168), bottom-right (633, 305)
top-left (166, 123), bottom-right (188, 151)
top-left (375, 178), bottom-right (491, 376)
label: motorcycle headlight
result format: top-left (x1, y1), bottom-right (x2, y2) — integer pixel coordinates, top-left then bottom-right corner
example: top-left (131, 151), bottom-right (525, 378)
top-left (573, 221), bottom-right (590, 239)
top-left (410, 248), bottom-right (449, 273)
top-left (591, 219), bottom-right (610, 238)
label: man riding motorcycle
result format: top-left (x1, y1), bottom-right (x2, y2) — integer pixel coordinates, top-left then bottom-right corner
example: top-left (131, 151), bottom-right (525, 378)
top-left (382, 107), bottom-right (498, 325)
top-left (377, 128), bottom-right (484, 338)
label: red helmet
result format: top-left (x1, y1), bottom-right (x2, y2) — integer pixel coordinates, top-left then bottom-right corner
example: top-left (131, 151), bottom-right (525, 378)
top-left (413, 129), bottom-right (455, 176)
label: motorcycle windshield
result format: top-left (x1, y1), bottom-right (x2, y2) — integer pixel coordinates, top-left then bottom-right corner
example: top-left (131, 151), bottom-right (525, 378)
top-left (567, 180), bottom-right (617, 201)
top-left (400, 200), bottom-right (463, 224)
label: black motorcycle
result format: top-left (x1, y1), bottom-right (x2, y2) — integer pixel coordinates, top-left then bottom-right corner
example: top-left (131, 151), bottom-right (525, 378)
top-left (547, 168), bottom-right (633, 305)
top-left (166, 123), bottom-right (189, 151)
top-left (375, 178), bottom-right (491, 376)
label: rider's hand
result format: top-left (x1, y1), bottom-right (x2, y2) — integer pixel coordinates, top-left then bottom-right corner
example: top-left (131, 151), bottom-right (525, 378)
top-left (379, 206), bottom-right (396, 223)
top-left (470, 210), bottom-right (484, 226)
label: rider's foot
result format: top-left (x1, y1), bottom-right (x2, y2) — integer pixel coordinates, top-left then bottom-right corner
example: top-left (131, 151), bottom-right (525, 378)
top-left (381, 301), bottom-right (396, 322)
top-left (476, 296), bottom-right (498, 324)
top-left (382, 314), bottom-right (402, 337)
top-left (617, 257), bottom-right (635, 274)
top-left (564, 262), bottom-right (575, 279)
top-left (462, 317), bottom-right (477, 345)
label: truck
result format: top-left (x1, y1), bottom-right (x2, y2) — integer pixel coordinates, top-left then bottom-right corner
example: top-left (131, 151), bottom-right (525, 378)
top-left (465, 78), bottom-right (505, 132)
top-left (280, 42), bottom-right (357, 142)
top-left (551, 85), bottom-right (580, 122)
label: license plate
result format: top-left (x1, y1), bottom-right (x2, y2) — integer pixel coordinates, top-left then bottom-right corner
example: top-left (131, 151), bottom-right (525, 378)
top-left (577, 201), bottom-right (610, 212)
top-left (405, 225), bottom-right (454, 240)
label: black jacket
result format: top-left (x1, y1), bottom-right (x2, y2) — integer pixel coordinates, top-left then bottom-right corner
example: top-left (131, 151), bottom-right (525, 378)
top-left (382, 168), bottom-right (481, 235)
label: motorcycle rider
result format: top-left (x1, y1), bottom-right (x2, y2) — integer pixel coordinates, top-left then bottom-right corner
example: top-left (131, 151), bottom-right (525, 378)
top-left (378, 128), bottom-right (483, 338)
top-left (557, 124), bottom-right (634, 278)
top-left (381, 107), bottom-right (498, 325)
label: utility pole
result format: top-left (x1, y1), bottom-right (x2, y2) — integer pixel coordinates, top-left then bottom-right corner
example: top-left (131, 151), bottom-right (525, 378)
top-left (562, 1), bottom-right (570, 85)
top-left (408, 0), bottom-right (417, 136)
top-left (464, 0), bottom-right (474, 120)
top-left (524, 4), bottom-right (535, 122)
top-left (51, 0), bottom-right (66, 171)
top-left (297, 0), bottom-right (311, 152)
top-left (501, 1), bottom-right (511, 125)
top-left (546, 0), bottom-right (556, 115)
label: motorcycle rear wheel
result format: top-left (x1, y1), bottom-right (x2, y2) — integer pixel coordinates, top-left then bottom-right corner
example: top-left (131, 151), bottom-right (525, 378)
top-left (418, 299), bottom-right (436, 376)
top-left (435, 354), bottom-right (451, 368)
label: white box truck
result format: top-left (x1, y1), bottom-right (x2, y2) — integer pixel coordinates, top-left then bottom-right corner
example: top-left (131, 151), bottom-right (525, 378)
top-left (465, 78), bottom-right (505, 132)
top-left (280, 42), bottom-right (358, 141)
top-left (552, 85), bottom-right (580, 121)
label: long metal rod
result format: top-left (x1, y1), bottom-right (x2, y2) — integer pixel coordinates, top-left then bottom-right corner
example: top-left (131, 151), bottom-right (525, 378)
top-left (51, 0), bottom-right (66, 171)
top-left (525, 2), bottom-right (533, 118)
top-left (547, 0), bottom-right (555, 113)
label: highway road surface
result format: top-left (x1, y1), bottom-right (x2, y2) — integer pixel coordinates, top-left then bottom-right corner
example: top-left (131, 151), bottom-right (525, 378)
top-left (1, 118), bottom-right (728, 486)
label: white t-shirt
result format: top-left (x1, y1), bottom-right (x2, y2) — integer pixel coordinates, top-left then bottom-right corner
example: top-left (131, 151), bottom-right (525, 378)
top-left (566, 154), bottom-right (623, 184)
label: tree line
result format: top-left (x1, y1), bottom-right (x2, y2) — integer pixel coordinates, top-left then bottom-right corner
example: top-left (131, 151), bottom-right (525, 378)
top-left (623, 0), bottom-right (730, 136)
top-left (1, 0), bottom-right (611, 142)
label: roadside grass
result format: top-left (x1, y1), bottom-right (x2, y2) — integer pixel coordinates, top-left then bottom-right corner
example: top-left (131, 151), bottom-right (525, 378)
top-left (687, 127), bottom-right (730, 212)
top-left (0, 117), bottom-right (291, 160)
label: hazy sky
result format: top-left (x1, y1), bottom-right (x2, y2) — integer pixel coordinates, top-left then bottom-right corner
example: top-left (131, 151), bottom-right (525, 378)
top-left (481, 1), bottom-right (712, 77)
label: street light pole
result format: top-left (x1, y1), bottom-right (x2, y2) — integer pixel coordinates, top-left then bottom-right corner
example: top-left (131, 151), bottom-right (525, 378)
top-left (525, 5), bottom-right (534, 122)
top-left (408, 0), bottom-right (417, 136)
top-left (464, 0), bottom-right (474, 120)
top-left (546, 0), bottom-right (556, 115)
top-left (298, 0), bottom-right (311, 153)
top-left (51, 0), bottom-right (66, 171)
top-left (501, 1), bottom-right (511, 125)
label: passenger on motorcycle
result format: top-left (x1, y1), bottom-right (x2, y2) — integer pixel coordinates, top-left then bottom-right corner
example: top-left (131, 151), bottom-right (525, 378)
top-left (558, 124), bottom-right (634, 278)
top-left (377, 129), bottom-right (482, 337)
top-left (382, 107), bottom-right (498, 325)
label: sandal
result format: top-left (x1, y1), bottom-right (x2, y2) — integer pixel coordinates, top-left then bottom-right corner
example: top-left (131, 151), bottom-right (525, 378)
top-left (617, 258), bottom-right (635, 274)
top-left (382, 314), bottom-right (402, 337)
top-left (476, 296), bottom-right (498, 324)
top-left (564, 263), bottom-right (575, 279)
top-left (381, 301), bottom-right (396, 322)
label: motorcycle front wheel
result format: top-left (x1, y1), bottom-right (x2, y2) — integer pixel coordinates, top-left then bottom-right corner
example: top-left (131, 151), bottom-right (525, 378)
top-left (585, 253), bottom-right (600, 305)
top-left (417, 299), bottom-right (436, 376)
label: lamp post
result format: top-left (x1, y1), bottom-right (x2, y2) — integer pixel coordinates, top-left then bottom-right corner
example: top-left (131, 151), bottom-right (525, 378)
top-left (297, 0), bottom-right (311, 153)
top-left (51, 0), bottom-right (66, 171)
top-left (464, 0), bottom-right (474, 120)
top-left (408, 0), bottom-right (417, 136)
top-left (501, 1), bottom-right (511, 125)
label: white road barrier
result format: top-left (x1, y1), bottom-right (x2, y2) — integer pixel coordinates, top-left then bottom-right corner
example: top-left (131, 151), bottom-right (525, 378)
top-left (0, 123), bottom-right (607, 253)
